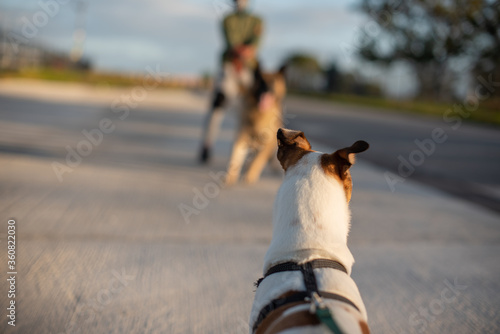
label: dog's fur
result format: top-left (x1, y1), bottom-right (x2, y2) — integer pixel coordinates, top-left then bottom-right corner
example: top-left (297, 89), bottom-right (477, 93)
top-left (225, 65), bottom-right (286, 185)
top-left (250, 128), bottom-right (370, 334)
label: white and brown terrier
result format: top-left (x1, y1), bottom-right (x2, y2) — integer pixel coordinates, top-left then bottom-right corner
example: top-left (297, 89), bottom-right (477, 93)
top-left (224, 64), bottom-right (286, 185)
top-left (250, 128), bottom-right (370, 334)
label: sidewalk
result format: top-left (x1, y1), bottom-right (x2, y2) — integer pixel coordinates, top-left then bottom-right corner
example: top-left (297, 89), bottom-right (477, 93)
top-left (0, 80), bottom-right (499, 333)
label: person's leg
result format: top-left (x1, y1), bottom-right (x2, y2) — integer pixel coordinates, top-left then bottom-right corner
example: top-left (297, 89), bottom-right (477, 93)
top-left (199, 63), bottom-right (240, 163)
top-left (199, 90), bottom-right (226, 163)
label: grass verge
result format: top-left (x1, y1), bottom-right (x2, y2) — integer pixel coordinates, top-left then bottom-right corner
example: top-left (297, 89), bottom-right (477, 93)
top-left (0, 68), bottom-right (200, 89)
top-left (291, 91), bottom-right (500, 127)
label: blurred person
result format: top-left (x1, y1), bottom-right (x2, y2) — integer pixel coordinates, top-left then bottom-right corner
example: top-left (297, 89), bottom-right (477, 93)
top-left (199, 0), bottom-right (263, 163)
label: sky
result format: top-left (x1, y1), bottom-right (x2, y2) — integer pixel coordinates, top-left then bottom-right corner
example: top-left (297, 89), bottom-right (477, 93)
top-left (0, 0), bottom-right (417, 96)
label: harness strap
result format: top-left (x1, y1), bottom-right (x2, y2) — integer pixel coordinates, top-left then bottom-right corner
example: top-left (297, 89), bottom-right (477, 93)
top-left (255, 259), bottom-right (347, 288)
top-left (253, 259), bottom-right (356, 334)
top-left (302, 261), bottom-right (318, 296)
top-left (252, 290), bottom-right (360, 332)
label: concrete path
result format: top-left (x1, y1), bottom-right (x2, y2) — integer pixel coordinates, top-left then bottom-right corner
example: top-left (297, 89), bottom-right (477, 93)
top-left (285, 97), bottom-right (500, 214)
top-left (0, 80), bottom-right (499, 334)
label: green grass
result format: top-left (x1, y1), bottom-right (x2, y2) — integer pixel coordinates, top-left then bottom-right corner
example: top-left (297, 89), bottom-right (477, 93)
top-left (291, 91), bottom-right (500, 127)
top-left (0, 68), bottom-right (190, 89)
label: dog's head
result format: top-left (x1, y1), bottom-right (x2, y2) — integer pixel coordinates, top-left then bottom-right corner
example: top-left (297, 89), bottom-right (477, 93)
top-left (245, 63), bottom-right (287, 112)
top-left (277, 128), bottom-right (369, 202)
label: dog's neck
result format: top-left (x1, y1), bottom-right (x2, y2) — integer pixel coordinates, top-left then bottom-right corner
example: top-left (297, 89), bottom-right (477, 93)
top-left (263, 153), bottom-right (355, 274)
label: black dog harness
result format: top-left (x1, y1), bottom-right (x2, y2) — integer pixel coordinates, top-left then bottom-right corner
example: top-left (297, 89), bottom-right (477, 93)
top-left (252, 259), bottom-right (360, 333)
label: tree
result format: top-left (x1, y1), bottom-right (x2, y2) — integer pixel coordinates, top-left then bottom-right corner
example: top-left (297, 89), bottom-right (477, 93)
top-left (284, 53), bottom-right (324, 91)
top-left (357, 0), bottom-right (500, 101)
top-left (285, 53), bottom-right (322, 72)
top-left (324, 62), bottom-right (382, 96)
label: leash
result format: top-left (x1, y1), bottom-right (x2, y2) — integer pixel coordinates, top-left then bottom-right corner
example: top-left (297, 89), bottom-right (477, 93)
top-left (253, 259), bottom-right (356, 334)
top-left (310, 292), bottom-right (344, 334)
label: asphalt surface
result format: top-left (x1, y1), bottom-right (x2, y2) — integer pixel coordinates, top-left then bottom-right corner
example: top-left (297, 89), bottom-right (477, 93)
top-left (285, 97), bottom-right (500, 214)
top-left (0, 84), bottom-right (499, 334)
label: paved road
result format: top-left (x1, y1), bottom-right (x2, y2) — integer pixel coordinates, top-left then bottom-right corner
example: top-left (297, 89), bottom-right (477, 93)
top-left (0, 86), bottom-right (499, 334)
top-left (286, 97), bottom-right (500, 214)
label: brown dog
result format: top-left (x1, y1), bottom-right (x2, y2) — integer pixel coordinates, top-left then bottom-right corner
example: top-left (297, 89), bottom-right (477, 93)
top-left (225, 65), bottom-right (286, 185)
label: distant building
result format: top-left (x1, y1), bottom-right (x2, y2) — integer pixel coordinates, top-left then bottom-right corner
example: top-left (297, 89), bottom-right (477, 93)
top-left (283, 53), bottom-right (325, 92)
top-left (286, 65), bottom-right (325, 92)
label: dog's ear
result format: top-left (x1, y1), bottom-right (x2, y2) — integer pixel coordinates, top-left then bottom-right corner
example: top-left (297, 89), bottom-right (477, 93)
top-left (253, 61), bottom-right (263, 81)
top-left (276, 128), bottom-right (312, 171)
top-left (271, 64), bottom-right (287, 99)
top-left (252, 61), bottom-right (270, 101)
top-left (322, 140), bottom-right (369, 202)
top-left (277, 128), bottom-right (311, 150)
top-left (336, 140), bottom-right (369, 166)
top-left (277, 64), bottom-right (287, 77)
top-left (330, 141), bottom-right (369, 179)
